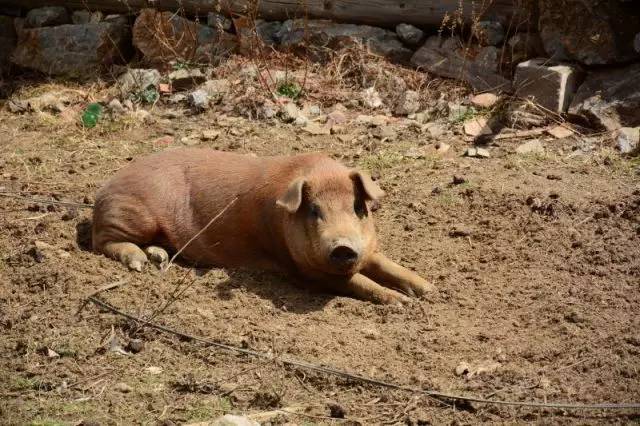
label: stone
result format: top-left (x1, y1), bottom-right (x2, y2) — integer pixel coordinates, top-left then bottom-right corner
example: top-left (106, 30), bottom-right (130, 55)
top-left (546, 125), bottom-right (574, 139)
top-left (471, 93), bottom-right (498, 109)
top-left (473, 21), bottom-right (504, 46)
top-left (411, 36), bottom-right (511, 92)
top-left (210, 414), bottom-right (259, 426)
top-left (114, 382), bottom-right (132, 393)
top-left (395, 23), bottom-right (424, 46)
top-left (168, 68), bottom-right (206, 90)
top-left (280, 102), bottom-right (302, 123)
top-left (71, 10), bottom-right (102, 25)
top-left (465, 147), bottom-right (490, 158)
top-left (474, 46), bottom-right (499, 73)
top-left (201, 129), bottom-right (220, 141)
top-left (24, 7), bottom-right (70, 28)
top-left (616, 127), bottom-right (639, 154)
top-left (515, 139), bottom-right (544, 155)
top-left (539, 0), bottom-right (640, 65)
top-left (327, 110), bottom-right (347, 126)
top-left (107, 98), bottom-right (126, 114)
top-left (464, 117), bottom-right (492, 137)
top-left (256, 20), bottom-right (283, 45)
top-left (12, 21), bottom-right (131, 77)
top-left (188, 89), bottom-right (210, 110)
top-left (394, 90), bottom-right (420, 115)
top-left (435, 142), bottom-right (450, 154)
top-left (207, 12), bottom-right (232, 31)
top-left (133, 8), bottom-right (237, 64)
top-left (198, 79), bottom-right (230, 101)
top-left (507, 32), bottom-right (544, 64)
top-left (514, 59), bottom-right (582, 113)
top-left (117, 69), bottom-right (161, 98)
top-left (569, 63), bottom-right (640, 131)
top-left (302, 122), bottom-right (330, 135)
top-left (277, 19), bottom-right (412, 64)
top-left (361, 87), bottom-right (383, 109)
top-left (0, 16), bottom-right (16, 74)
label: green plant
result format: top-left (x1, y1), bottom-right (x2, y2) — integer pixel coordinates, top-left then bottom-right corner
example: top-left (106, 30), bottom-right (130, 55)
top-left (276, 81), bottom-right (302, 99)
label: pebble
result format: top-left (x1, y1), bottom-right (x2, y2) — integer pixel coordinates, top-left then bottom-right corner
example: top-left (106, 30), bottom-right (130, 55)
top-left (470, 93), bottom-right (498, 108)
top-left (465, 147), bottom-right (491, 158)
top-left (114, 382), bottom-right (133, 393)
top-left (515, 139), bottom-right (544, 155)
top-left (464, 117), bottom-right (492, 136)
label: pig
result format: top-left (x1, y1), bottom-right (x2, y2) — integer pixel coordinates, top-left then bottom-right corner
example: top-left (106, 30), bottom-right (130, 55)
top-left (92, 148), bottom-right (435, 305)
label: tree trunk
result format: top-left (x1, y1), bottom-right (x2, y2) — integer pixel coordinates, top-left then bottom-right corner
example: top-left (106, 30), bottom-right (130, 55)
top-left (0, 0), bottom-right (526, 28)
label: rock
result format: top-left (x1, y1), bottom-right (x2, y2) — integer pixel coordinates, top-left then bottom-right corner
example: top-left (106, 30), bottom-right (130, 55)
top-left (280, 102), bottom-right (302, 123)
top-left (473, 21), bottom-right (504, 46)
top-left (207, 12), bottom-right (232, 31)
top-left (515, 139), bottom-right (544, 155)
top-left (449, 225), bottom-right (472, 237)
top-left (616, 127), bottom-right (639, 154)
top-left (181, 136), bottom-right (200, 146)
top-left (145, 366), bottom-right (163, 375)
top-left (24, 7), bottom-right (70, 28)
top-left (474, 46), bottom-right (499, 73)
top-left (132, 8), bottom-right (237, 64)
top-left (260, 100), bottom-right (277, 119)
top-left (394, 90), bottom-right (420, 116)
top-left (198, 79), bottom-right (230, 102)
top-left (209, 414), bottom-right (259, 426)
top-left (168, 68), bottom-right (206, 90)
top-left (188, 89), bottom-right (210, 110)
top-left (539, 0), bottom-right (640, 65)
top-left (471, 93), bottom-right (498, 109)
top-left (71, 10), bottom-right (102, 24)
top-left (568, 63), bottom-right (640, 131)
top-left (455, 360), bottom-right (500, 378)
top-left (371, 115), bottom-right (389, 127)
top-left (0, 16), bottom-right (16, 74)
top-left (507, 32), bottom-right (544, 64)
top-left (278, 19), bottom-right (412, 64)
top-left (117, 69), bottom-right (161, 98)
top-left (452, 175), bottom-right (467, 185)
top-left (395, 23), bottom-right (424, 46)
top-left (435, 142), bottom-right (450, 154)
top-left (125, 339), bottom-right (144, 354)
top-left (546, 125), bottom-right (574, 139)
top-left (427, 123), bottom-right (446, 139)
top-left (302, 122), bottom-right (330, 135)
top-left (465, 147), bottom-right (490, 158)
top-left (464, 117), bottom-right (492, 137)
top-left (327, 110), bottom-right (347, 126)
top-left (455, 362), bottom-right (470, 376)
top-left (514, 59), bottom-right (582, 113)
top-left (107, 98), bottom-right (126, 114)
top-left (411, 36), bottom-right (511, 92)
top-left (256, 20), bottom-right (283, 45)
top-left (12, 20), bottom-right (131, 76)
top-left (373, 126), bottom-right (397, 140)
top-left (114, 382), bottom-right (132, 393)
top-left (302, 104), bottom-right (322, 117)
top-left (328, 402), bottom-right (347, 418)
top-left (362, 87), bottom-right (383, 109)
top-left (201, 129), bottom-right (220, 141)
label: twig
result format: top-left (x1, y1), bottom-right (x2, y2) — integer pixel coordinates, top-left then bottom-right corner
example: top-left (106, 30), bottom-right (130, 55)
top-left (0, 192), bottom-right (94, 209)
top-left (76, 279), bottom-right (127, 315)
top-left (164, 196), bottom-right (238, 271)
top-left (85, 296), bottom-right (640, 412)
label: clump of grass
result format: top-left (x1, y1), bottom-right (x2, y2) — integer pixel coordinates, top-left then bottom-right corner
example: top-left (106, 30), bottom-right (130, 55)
top-left (358, 151), bottom-right (405, 171)
top-left (276, 81), bottom-right (302, 99)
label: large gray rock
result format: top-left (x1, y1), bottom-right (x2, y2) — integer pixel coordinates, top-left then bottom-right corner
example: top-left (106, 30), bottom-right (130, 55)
top-left (12, 21), bottom-right (131, 76)
top-left (24, 6), bottom-right (70, 28)
top-left (207, 12), bottom-right (232, 31)
top-left (277, 19), bottom-right (413, 64)
top-left (473, 21), bottom-right (504, 46)
top-left (71, 10), bottom-right (103, 25)
top-left (569, 63), bottom-right (640, 131)
top-left (0, 16), bottom-right (16, 74)
top-left (395, 23), bottom-right (424, 46)
top-left (507, 32), bottom-right (544, 64)
top-left (514, 59), bottom-right (582, 113)
top-left (133, 8), bottom-right (237, 64)
top-left (410, 36), bottom-right (511, 92)
top-left (539, 0), bottom-right (640, 65)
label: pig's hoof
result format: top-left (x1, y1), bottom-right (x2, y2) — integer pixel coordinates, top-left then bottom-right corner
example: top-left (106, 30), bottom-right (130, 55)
top-left (122, 252), bottom-right (148, 272)
top-left (145, 246), bottom-right (169, 266)
top-left (381, 290), bottom-right (411, 306)
top-left (411, 277), bottom-right (436, 296)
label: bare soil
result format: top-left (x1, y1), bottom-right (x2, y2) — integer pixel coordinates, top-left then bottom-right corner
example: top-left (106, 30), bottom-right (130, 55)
top-left (1, 89), bottom-right (639, 425)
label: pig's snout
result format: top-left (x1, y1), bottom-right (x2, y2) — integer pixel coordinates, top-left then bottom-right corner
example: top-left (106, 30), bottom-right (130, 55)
top-left (328, 239), bottom-right (361, 270)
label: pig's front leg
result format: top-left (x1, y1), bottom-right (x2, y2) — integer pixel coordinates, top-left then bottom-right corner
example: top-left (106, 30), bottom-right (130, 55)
top-left (361, 252), bottom-right (435, 297)
top-left (327, 273), bottom-right (411, 305)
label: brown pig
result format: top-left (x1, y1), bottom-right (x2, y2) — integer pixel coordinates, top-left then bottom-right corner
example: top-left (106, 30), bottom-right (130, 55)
top-left (92, 148), bottom-right (435, 305)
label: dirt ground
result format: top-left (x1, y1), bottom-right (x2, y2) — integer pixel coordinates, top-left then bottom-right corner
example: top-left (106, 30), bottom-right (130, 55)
top-left (1, 81), bottom-right (639, 425)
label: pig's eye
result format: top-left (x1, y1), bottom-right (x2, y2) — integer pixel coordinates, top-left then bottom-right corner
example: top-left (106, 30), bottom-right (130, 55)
top-left (354, 198), bottom-right (367, 219)
top-left (309, 203), bottom-right (323, 220)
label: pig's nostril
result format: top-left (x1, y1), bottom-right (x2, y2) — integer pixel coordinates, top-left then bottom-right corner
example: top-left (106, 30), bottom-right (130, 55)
top-left (330, 245), bottom-right (358, 265)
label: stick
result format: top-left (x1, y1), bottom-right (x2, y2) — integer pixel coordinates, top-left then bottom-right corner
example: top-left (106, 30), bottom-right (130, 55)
top-left (85, 296), bottom-right (640, 412)
top-left (76, 279), bottom-right (127, 315)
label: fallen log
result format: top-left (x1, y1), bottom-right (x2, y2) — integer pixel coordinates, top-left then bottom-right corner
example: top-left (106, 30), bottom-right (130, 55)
top-left (0, 0), bottom-right (523, 28)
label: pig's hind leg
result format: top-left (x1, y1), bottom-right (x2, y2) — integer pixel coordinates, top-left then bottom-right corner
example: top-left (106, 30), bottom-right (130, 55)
top-left (361, 253), bottom-right (435, 297)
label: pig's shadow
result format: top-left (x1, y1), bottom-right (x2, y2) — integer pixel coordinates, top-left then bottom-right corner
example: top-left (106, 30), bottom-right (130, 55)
top-left (77, 218), bottom-right (334, 313)
top-left (213, 269), bottom-right (335, 314)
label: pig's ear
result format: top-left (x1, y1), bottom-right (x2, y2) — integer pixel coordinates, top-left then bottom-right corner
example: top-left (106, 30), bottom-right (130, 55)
top-left (276, 178), bottom-right (306, 213)
top-left (351, 171), bottom-right (385, 200)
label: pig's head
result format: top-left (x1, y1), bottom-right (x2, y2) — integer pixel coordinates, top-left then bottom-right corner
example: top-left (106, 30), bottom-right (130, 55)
top-left (276, 166), bottom-right (384, 276)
